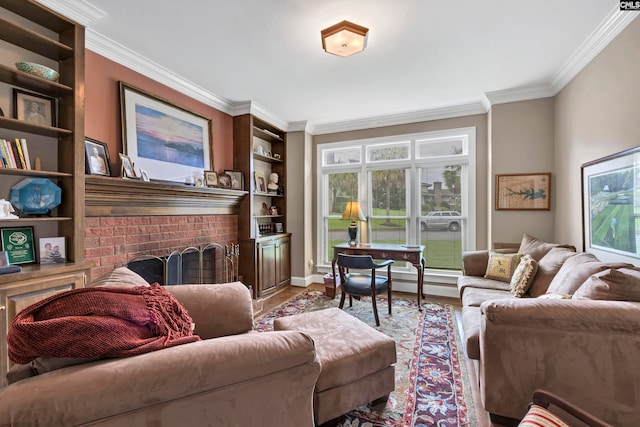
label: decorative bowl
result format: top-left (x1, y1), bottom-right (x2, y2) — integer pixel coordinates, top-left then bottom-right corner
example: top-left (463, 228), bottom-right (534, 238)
top-left (15, 61), bottom-right (60, 82)
top-left (10, 178), bottom-right (62, 215)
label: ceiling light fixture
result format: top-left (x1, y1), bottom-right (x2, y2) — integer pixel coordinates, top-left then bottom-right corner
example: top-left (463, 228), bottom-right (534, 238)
top-left (321, 20), bottom-right (369, 57)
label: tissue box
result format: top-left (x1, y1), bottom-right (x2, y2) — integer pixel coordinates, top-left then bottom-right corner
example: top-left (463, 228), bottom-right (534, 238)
top-left (323, 272), bottom-right (341, 298)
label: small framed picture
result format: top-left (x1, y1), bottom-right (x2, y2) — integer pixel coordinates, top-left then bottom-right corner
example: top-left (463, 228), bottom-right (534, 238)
top-left (0, 226), bottom-right (36, 264)
top-left (13, 88), bottom-right (56, 127)
top-left (254, 172), bottom-right (267, 193)
top-left (204, 170), bottom-right (218, 187)
top-left (39, 237), bottom-right (66, 264)
top-left (225, 170), bottom-right (244, 190)
top-left (139, 169), bottom-right (150, 182)
top-left (218, 173), bottom-right (232, 189)
top-left (495, 173), bottom-right (551, 210)
top-left (85, 138), bottom-right (111, 176)
top-left (119, 153), bottom-right (137, 179)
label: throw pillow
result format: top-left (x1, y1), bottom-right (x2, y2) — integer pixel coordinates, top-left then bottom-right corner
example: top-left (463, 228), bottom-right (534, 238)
top-left (517, 234), bottom-right (557, 261)
top-left (527, 247), bottom-right (577, 297)
top-left (537, 292), bottom-right (572, 299)
top-left (519, 404), bottom-right (570, 427)
top-left (89, 266), bottom-right (150, 288)
top-left (510, 254), bottom-right (538, 297)
top-left (547, 252), bottom-right (632, 296)
top-left (573, 267), bottom-right (640, 301)
top-left (484, 251), bottom-right (521, 282)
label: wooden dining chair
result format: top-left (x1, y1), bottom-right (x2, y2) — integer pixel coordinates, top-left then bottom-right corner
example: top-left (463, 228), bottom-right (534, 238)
top-left (336, 253), bottom-right (394, 326)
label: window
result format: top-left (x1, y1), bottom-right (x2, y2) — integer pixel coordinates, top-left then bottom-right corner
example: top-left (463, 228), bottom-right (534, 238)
top-left (317, 127), bottom-right (476, 274)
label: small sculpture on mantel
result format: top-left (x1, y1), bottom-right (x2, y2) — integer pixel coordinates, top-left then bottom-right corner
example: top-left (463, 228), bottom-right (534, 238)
top-left (0, 199), bottom-right (18, 219)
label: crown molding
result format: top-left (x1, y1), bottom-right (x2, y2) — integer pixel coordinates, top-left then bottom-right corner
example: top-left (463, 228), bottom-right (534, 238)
top-left (484, 84), bottom-right (556, 106)
top-left (551, 8), bottom-right (640, 92)
top-left (310, 102), bottom-right (487, 135)
top-left (35, 0), bottom-right (106, 26)
top-left (288, 121), bottom-right (310, 133)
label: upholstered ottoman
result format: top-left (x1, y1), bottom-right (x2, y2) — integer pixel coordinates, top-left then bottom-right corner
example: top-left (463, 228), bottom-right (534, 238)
top-left (274, 307), bottom-right (396, 424)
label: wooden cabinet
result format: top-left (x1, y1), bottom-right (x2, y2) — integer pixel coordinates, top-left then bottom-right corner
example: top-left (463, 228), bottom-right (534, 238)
top-left (234, 115), bottom-right (291, 298)
top-left (240, 234), bottom-right (291, 298)
top-left (0, 1), bottom-right (86, 266)
top-left (0, 262), bottom-right (90, 386)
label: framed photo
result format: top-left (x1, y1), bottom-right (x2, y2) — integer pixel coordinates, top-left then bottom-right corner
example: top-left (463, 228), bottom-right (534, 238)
top-left (0, 226), bottom-right (36, 264)
top-left (13, 89), bottom-right (56, 127)
top-left (119, 153), bottom-right (137, 179)
top-left (218, 173), bottom-right (232, 189)
top-left (582, 147), bottom-right (640, 264)
top-left (204, 170), bottom-right (218, 187)
top-left (119, 82), bottom-right (212, 184)
top-left (139, 169), bottom-right (150, 182)
top-left (0, 251), bottom-right (8, 268)
top-left (254, 172), bottom-right (267, 193)
top-left (85, 138), bottom-right (111, 176)
top-left (225, 170), bottom-right (244, 190)
top-left (39, 237), bottom-right (66, 264)
top-left (495, 173), bottom-right (551, 210)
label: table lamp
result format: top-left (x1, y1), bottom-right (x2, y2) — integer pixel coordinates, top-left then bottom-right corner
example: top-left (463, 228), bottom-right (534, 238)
top-left (341, 201), bottom-right (366, 246)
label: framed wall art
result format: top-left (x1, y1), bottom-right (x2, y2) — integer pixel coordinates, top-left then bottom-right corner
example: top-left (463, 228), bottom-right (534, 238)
top-left (119, 82), bottom-right (212, 184)
top-left (13, 89), bottom-right (56, 127)
top-left (85, 138), bottom-right (111, 176)
top-left (582, 146), bottom-right (640, 264)
top-left (1, 226), bottom-right (35, 264)
top-left (495, 173), bottom-right (551, 210)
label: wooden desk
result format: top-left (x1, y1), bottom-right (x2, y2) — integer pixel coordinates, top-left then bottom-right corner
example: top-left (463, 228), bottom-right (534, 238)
top-left (332, 243), bottom-right (426, 310)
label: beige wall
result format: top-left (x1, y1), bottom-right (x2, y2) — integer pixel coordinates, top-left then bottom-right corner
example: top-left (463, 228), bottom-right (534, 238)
top-left (554, 16), bottom-right (640, 250)
top-left (488, 98), bottom-right (555, 245)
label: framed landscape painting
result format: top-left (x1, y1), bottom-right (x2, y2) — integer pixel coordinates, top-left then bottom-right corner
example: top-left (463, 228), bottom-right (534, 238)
top-left (495, 173), bottom-right (551, 210)
top-left (582, 147), bottom-right (640, 264)
top-left (120, 82), bottom-right (212, 184)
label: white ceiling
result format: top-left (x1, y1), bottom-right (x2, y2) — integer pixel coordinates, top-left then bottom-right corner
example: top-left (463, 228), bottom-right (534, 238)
top-left (40, 0), bottom-right (636, 133)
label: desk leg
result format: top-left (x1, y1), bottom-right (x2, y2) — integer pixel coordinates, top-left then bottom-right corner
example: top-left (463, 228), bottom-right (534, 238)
top-left (415, 259), bottom-right (425, 311)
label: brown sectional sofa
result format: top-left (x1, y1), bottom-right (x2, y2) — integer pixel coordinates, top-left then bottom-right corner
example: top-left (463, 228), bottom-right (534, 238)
top-left (458, 235), bottom-right (640, 426)
top-left (0, 281), bottom-right (321, 427)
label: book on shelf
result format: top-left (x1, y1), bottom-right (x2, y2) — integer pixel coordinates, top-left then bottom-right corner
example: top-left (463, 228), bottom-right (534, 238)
top-left (0, 138), bottom-right (31, 170)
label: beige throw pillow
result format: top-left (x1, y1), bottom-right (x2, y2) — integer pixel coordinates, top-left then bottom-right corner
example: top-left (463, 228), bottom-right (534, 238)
top-left (484, 251), bottom-right (521, 282)
top-left (517, 234), bottom-right (556, 261)
top-left (573, 267), bottom-right (640, 301)
top-left (510, 254), bottom-right (538, 297)
top-left (527, 247), bottom-right (576, 297)
top-left (89, 267), bottom-right (151, 288)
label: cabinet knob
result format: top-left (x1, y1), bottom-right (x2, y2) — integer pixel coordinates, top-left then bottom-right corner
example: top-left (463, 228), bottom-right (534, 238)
top-left (0, 305), bottom-right (5, 311)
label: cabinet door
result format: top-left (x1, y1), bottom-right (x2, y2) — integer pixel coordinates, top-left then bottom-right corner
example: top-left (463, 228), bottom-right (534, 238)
top-left (277, 236), bottom-right (291, 287)
top-left (257, 241), bottom-right (278, 296)
top-left (0, 271), bottom-right (86, 386)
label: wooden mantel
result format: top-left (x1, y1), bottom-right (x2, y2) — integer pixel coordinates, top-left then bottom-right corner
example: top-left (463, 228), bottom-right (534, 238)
top-left (85, 175), bottom-right (247, 216)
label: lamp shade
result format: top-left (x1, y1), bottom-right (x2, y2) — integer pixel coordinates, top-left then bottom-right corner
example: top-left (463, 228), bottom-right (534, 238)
top-left (341, 201), bottom-right (366, 221)
top-left (321, 20), bottom-right (369, 57)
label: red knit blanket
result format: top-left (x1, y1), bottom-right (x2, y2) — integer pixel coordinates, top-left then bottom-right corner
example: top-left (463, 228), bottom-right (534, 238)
top-left (7, 283), bottom-right (200, 364)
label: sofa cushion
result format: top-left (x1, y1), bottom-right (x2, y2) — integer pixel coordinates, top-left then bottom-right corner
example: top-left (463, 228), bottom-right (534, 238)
top-left (573, 267), bottom-right (640, 301)
top-left (462, 287), bottom-right (516, 308)
top-left (510, 254), bottom-right (538, 297)
top-left (518, 234), bottom-right (556, 261)
top-left (457, 275), bottom-right (511, 298)
top-left (527, 247), bottom-right (576, 297)
top-left (547, 252), bottom-right (632, 296)
top-left (461, 306), bottom-right (482, 360)
top-left (484, 251), bottom-right (521, 282)
top-left (89, 267), bottom-right (151, 288)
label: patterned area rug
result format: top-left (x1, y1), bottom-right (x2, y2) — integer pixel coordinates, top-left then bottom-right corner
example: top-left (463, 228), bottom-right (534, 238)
top-left (254, 290), bottom-right (477, 427)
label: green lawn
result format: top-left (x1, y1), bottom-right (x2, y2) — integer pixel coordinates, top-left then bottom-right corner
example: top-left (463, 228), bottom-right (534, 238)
top-left (591, 204), bottom-right (635, 252)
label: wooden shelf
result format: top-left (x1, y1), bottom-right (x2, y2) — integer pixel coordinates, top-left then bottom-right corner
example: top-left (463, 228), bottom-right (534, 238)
top-left (85, 175), bottom-right (247, 216)
top-left (253, 152), bottom-right (283, 164)
top-left (0, 216), bottom-right (72, 224)
top-left (0, 168), bottom-right (72, 178)
top-left (0, 16), bottom-right (73, 60)
top-left (1, 0), bottom-right (76, 33)
top-left (0, 63), bottom-right (73, 96)
top-left (253, 126), bottom-right (284, 143)
top-left (0, 116), bottom-right (72, 137)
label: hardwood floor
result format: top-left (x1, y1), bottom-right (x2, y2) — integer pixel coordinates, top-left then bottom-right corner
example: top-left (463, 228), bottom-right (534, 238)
top-left (253, 284), bottom-right (510, 427)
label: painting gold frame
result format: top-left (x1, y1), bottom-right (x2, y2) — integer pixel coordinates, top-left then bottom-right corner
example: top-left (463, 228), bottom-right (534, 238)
top-left (495, 173), bottom-right (551, 210)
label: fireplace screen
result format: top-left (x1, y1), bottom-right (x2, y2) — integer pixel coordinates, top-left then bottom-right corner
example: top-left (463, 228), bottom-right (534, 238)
top-left (127, 243), bottom-right (239, 285)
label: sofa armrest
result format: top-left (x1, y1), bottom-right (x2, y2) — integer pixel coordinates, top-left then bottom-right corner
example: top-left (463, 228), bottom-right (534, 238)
top-left (0, 331), bottom-right (320, 426)
top-left (164, 282), bottom-right (253, 339)
top-left (461, 248), bottom-right (516, 277)
top-left (479, 299), bottom-right (640, 424)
